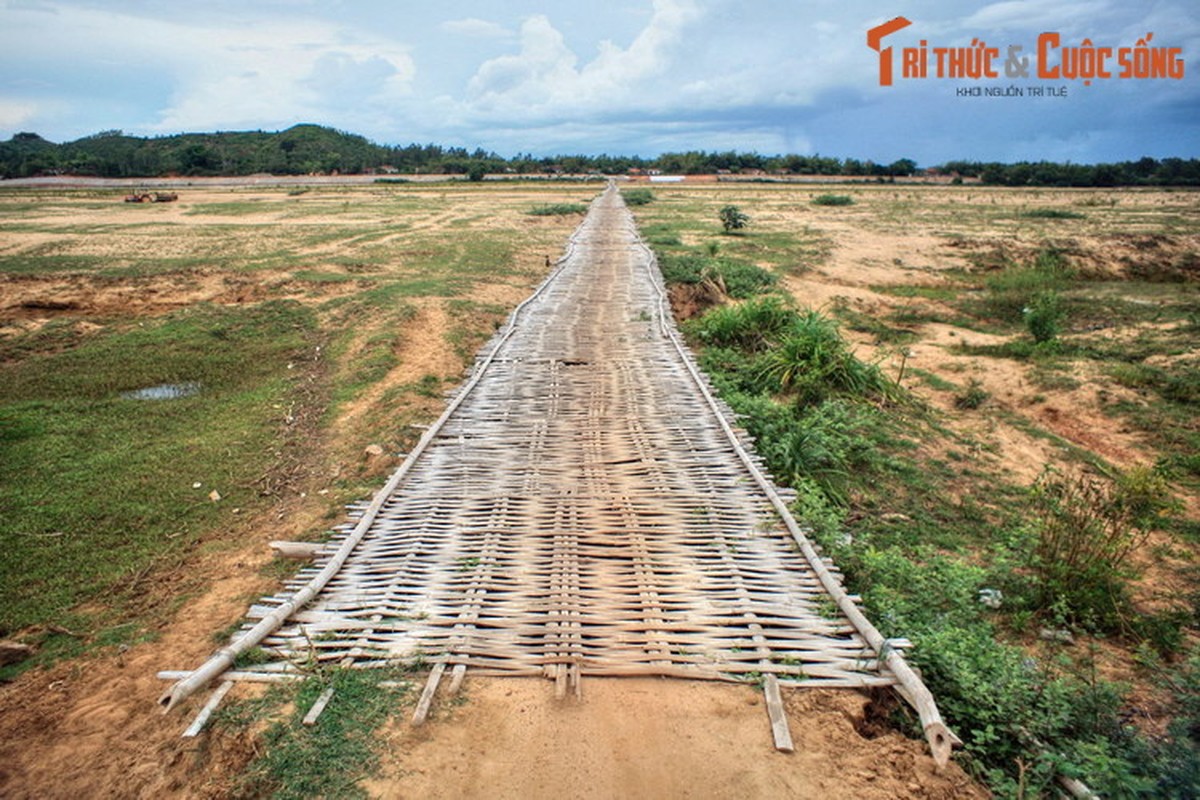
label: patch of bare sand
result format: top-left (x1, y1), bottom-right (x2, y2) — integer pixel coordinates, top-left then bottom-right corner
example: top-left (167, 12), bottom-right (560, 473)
top-left (0, 507), bottom-right (299, 799)
top-left (782, 269), bottom-right (1159, 485)
top-left (0, 268), bottom-right (358, 329)
top-left (366, 679), bottom-right (983, 800)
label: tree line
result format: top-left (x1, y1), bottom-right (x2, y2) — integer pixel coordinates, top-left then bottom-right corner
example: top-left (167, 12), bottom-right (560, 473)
top-left (1, 124), bottom-right (1196, 186)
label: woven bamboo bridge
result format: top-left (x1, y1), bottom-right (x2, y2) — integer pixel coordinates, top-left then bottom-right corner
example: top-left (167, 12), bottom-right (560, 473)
top-left (159, 185), bottom-right (956, 763)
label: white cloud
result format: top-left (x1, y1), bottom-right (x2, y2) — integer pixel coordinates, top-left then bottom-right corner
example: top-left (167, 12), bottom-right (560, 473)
top-left (0, 2), bottom-right (415, 135)
top-left (464, 0), bottom-right (699, 117)
top-left (962, 1), bottom-right (1113, 32)
top-left (441, 17), bottom-right (511, 39)
top-left (0, 98), bottom-right (38, 129)
top-left (467, 15), bottom-right (577, 106)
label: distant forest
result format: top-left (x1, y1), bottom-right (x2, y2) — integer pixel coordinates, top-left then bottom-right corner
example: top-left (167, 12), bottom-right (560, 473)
top-left (2, 124), bottom-right (1198, 186)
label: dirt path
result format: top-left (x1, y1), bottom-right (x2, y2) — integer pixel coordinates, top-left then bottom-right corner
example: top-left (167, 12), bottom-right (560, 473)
top-left (367, 679), bottom-right (983, 799)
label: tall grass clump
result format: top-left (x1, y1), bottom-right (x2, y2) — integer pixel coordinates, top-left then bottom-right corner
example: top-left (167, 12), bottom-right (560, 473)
top-left (1027, 467), bottom-right (1174, 631)
top-left (758, 310), bottom-right (897, 405)
top-left (527, 203), bottom-right (587, 216)
top-left (687, 294), bottom-right (795, 350)
top-left (812, 194), bottom-right (855, 206)
top-left (981, 247), bottom-right (1075, 321)
top-left (660, 253), bottom-right (776, 300)
top-left (622, 188), bottom-right (654, 206)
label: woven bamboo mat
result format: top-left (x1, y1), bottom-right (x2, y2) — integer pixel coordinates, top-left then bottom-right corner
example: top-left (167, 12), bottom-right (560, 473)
top-left (226, 188), bottom-right (900, 692)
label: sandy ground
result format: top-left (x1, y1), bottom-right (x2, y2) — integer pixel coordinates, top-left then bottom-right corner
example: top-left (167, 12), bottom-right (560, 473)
top-left (366, 679), bottom-right (983, 800)
top-left (15, 183), bottom-right (1195, 797)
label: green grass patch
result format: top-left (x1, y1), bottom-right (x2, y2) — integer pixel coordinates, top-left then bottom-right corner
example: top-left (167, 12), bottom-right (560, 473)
top-left (184, 200), bottom-right (275, 216)
top-left (973, 248), bottom-right (1075, 322)
top-left (221, 667), bottom-right (413, 799)
top-left (621, 188), bottom-right (654, 206)
top-left (527, 203), bottom-right (588, 216)
top-left (657, 252), bottom-right (776, 299)
top-left (0, 253), bottom-right (108, 274)
top-left (871, 284), bottom-right (961, 302)
top-left (812, 194), bottom-right (855, 206)
top-left (0, 301), bottom-right (317, 634)
top-left (1021, 208), bottom-right (1086, 220)
top-left (832, 303), bottom-right (920, 345)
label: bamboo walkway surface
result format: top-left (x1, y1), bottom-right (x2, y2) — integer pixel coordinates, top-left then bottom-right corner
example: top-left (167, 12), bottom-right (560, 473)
top-left (161, 185), bottom-right (955, 762)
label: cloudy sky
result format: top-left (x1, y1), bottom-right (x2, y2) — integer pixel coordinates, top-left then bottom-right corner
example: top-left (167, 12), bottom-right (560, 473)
top-left (1, 0), bottom-right (1196, 165)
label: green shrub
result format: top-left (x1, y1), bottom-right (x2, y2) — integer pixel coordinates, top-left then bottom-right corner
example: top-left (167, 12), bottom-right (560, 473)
top-left (1113, 464), bottom-right (1179, 525)
top-left (954, 379), bottom-right (990, 409)
top-left (687, 295), bottom-right (796, 351)
top-left (622, 188), bottom-right (654, 206)
top-left (527, 203), bottom-right (587, 216)
top-left (1028, 469), bottom-right (1151, 630)
top-left (1145, 650), bottom-right (1200, 795)
top-left (719, 204), bottom-right (749, 232)
top-left (1024, 289), bottom-right (1065, 343)
top-left (812, 194), bottom-right (854, 206)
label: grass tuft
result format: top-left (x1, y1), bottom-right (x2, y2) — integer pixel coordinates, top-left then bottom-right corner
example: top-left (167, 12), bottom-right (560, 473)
top-left (527, 203), bottom-right (587, 216)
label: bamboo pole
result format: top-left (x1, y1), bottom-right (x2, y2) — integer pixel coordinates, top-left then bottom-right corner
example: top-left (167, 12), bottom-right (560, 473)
top-left (181, 681), bottom-right (233, 737)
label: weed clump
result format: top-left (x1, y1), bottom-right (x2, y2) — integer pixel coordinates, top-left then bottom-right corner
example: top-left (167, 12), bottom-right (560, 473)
top-left (1028, 469), bottom-right (1149, 629)
top-left (1023, 289), bottom-right (1066, 343)
top-left (1025, 466), bottom-right (1176, 633)
top-left (658, 253), bottom-right (776, 300)
top-left (812, 194), bottom-right (855, 206)
top-left (718, 204), bottom-right (749, 232)
top-left (980, 248), bottom-right (1075, 322)
top-left (527, 203), bottom-right (587, 216)
top-left (1023, 208), bottom-right (1086, 219)
top-left (953, 379), bottom-right (990, 409)
top-left (622, 188), bottom-right (654, 206)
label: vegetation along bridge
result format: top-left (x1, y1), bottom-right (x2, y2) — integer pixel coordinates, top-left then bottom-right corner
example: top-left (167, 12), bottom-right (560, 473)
top-left (159, 185), bottom-right (956, 764)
